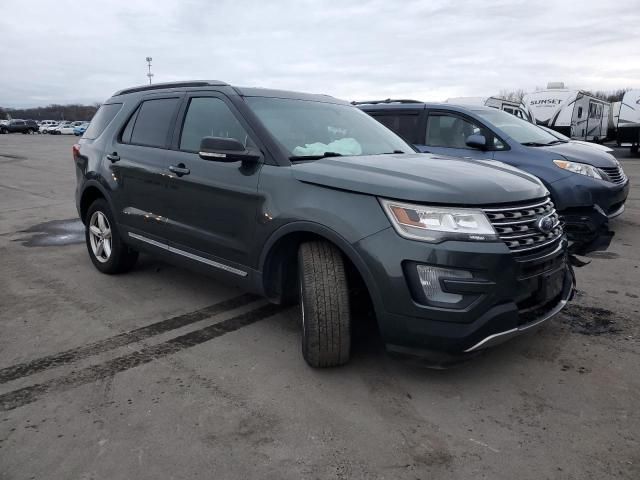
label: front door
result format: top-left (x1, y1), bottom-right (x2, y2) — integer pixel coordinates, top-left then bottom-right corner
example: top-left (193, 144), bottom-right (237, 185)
top-left (418, 111), bottom-right (498, 161)
top-left (161, 94), bottom-right (263, 270)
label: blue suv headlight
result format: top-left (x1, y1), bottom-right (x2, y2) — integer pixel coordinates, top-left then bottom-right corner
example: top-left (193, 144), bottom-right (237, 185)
top-left (553, 159), bottom-right (603, 179)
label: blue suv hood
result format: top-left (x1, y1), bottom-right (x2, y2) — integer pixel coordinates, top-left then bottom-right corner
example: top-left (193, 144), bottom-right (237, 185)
top-left (292, 153), bottom-right (547, 205)
top-left (540, 142), bottom-right (618, 168)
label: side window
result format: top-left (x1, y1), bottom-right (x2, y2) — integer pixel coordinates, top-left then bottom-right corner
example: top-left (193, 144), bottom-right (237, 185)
top-left (179, 97), bottom-right (254, 152)
top-left (577, 106), bottom-right (583, 119)
top-left (372, 113), bottom-right (421, 143)
top-left (123, 98), bottom-right (180, 148)
top-left (426, 114), bottom-right (480, 149)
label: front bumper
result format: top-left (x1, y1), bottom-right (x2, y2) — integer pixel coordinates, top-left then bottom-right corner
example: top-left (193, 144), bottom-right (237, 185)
top-left (355, 228), bottom-right (574, 355)
top-left (550, 177), bottom-right (629, 253)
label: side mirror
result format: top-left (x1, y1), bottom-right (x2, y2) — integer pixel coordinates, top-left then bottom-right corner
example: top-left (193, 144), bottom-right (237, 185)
top-left (199, 136), bottom-right (260, 163)
top-left (465, 134), bottom-right (487, 150)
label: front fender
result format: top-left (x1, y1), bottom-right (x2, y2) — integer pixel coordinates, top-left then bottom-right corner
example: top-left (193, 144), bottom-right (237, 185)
top-left (258, 220), bottom-right (384, 310)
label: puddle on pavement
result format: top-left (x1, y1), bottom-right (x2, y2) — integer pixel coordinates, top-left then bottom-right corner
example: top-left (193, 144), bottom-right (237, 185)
top-left (560, 304), bottom-right (622, 336)
top-left (15, 219), bottom-right (84, 247)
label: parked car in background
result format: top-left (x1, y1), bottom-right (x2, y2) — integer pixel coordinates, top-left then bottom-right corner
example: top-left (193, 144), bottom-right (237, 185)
top-left (25, 120), bottom-right (39, 133)
top-left (50, 124), bottom-right (76, 135)
top-left (40, 121), bottom-right (59, 133)
top-left (74, 122), bottom-right (90, 136)
top-left (74, 80), bottom-right (575, 367)
top-left (358, 100), bottom-right (629, 254)
top-left (0, 119), bottom-right (38, 134)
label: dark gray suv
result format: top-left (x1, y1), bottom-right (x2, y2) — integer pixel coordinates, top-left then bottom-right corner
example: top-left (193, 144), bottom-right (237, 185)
top-left (74, 81), bottom-right (575, 367)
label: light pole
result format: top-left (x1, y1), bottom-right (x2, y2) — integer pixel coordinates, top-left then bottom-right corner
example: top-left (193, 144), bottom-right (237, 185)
top-left (146, 57), bottom-right (154, 85)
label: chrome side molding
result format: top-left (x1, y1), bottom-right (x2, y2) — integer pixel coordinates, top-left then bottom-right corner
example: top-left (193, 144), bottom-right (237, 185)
top-left (128, 232), bottom-right (248, 277)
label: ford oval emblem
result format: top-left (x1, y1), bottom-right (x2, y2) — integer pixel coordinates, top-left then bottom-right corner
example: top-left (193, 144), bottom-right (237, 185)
top-left (537, 215), bottom-right (555, 234)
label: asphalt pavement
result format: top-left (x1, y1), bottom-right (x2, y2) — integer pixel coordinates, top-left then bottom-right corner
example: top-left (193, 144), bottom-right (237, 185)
top-left (1, 134), bottom-right (638, 479)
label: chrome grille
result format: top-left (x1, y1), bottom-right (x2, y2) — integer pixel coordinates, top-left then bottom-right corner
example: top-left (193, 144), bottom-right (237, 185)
top-left (483, 197), bottom-right (563, 254)
top-left (599, 166), bottom-right (627, 184)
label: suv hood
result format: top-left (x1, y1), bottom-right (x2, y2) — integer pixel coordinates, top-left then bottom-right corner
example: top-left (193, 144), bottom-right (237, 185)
top-left (291, 153), bottom-right (547, 205)
top-left (540, 142), bottom-right (618, 167)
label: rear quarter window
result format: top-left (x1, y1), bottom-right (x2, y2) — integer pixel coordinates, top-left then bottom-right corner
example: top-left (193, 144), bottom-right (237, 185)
top-left (83, 103), bottom-right (123, 140)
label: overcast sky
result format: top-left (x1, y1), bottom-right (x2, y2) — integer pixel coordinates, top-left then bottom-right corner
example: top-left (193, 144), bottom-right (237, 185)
top-left (1, 0), bottom-right (639, 108)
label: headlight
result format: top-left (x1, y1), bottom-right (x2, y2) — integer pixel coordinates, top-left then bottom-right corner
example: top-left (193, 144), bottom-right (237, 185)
top-left (380, 199), bottom-right (497, 242)
top-left (553, 159), bottom-right (602, 179)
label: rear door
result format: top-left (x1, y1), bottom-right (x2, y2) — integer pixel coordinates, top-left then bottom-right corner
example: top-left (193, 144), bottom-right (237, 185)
top-left (419, 110), bottom-right (500, 160)
top-left (109, 94), bottom-right (182, 241)
top-left (160, 93), bottom-right (263, 270)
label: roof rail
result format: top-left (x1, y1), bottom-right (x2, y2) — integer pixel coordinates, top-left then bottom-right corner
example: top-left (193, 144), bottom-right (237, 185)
top-left (112, 80), bottom-right (228, 96)
top-left (351, 99), bottom-right (423, 105)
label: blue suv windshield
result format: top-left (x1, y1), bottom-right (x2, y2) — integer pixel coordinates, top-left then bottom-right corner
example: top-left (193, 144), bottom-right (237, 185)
top-left (474, 109), bottom-right (563, 146)
top-left (245, 97), bottom-right (413, 159)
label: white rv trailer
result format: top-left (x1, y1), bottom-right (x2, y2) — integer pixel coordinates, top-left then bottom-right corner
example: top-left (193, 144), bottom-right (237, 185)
top-left (446, 96), bottom-right (531, 121)
top-left (522, 82), bottom-right (610, 142)
top-left (609, 101), bottom-right (621, 138)
top-left (617, 89), bottom-right (640, 154)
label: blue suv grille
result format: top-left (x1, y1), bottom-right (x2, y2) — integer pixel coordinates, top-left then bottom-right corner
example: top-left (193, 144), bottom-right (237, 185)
top-left (599, 166), bottom-right (627, 184)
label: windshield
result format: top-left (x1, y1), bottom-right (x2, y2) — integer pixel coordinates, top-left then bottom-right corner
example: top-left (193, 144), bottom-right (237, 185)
top-left (245, 97), bottom-right (413, 158)
top-left (474, 109), bottom-right (563, 145)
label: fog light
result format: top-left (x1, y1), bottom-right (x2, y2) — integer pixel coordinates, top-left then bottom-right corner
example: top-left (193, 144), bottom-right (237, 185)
top-left (416, 265), bottom-right (472, 304)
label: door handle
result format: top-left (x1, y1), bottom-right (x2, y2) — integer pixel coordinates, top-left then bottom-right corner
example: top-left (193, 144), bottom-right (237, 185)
top-left (169, 164), bottom-right (190, 177)
top-left (106, 152), bottom-right (120, 163)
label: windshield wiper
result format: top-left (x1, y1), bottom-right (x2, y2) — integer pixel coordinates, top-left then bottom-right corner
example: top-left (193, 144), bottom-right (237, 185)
top-left (521, 141), bottom-right (550, 147)
top-left (376, 150), bottom-right (406, 154)
top-left (289, 151), bottom-right (344, 161)
top-left (547, 139), bottom-right (569, 145)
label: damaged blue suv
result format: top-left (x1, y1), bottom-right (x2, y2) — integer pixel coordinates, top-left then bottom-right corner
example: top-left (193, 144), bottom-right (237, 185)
top-left (358, 100), bottom-right (630, 254)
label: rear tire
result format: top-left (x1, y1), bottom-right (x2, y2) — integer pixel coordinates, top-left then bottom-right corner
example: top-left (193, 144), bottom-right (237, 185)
top-left (85, 199), bottom-right (138, 274)
top-left (298, 241), bottom-right (351, 367)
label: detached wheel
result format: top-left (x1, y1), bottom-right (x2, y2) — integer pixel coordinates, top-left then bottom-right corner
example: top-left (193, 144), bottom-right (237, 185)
top-left (85, 199), bottom-right (138, 274)
top-left (298, 241), bottom-right (351, 367)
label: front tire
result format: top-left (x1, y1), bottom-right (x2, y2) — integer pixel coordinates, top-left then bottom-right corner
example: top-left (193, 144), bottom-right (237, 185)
top-left (298, 241), bottom-right (351, 367)
top-left (85, 199), bottom-right (138, 274)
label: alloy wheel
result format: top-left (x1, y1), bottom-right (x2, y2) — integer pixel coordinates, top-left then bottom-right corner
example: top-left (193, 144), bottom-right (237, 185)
top-left (88, 211), bottom-right (112, 263)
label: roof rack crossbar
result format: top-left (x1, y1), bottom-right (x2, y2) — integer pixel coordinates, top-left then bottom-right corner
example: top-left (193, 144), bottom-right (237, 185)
top-left (351, 99), bottom-right (423, 105)
top-left (113, 80), bottom-right (228, 96)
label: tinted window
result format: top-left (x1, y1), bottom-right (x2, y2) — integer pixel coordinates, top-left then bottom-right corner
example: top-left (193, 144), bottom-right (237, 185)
top-left (83, 103), bottom-right (122, 139)
top-left (372, 113), bottom-right (421, 143)
top-left (179, 97), bottom-right (253, 152)
top-left (126, 98), bottom-right (179, 148)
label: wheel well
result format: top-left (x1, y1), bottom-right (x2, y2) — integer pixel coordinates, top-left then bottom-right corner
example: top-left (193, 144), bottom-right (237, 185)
top-left (262, 232), bottom-right (373, 316)
top-left (80, 186), bottom-right (104, 223)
